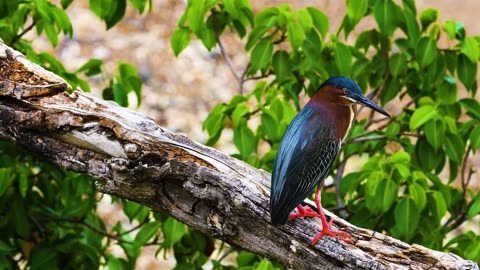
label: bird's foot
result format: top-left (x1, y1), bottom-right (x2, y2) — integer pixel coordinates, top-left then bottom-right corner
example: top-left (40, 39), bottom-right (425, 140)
top-left (311, 219), bottom-right (352, 245)
top-left (288, 205), bottom-right (319, 220)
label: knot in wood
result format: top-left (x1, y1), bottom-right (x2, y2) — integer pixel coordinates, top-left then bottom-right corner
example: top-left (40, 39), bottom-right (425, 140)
top-left (124, 143), bottom-right (141, 159)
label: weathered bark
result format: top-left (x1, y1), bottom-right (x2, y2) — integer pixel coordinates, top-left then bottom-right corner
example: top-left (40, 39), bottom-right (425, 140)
top-left (0, 41), bottom-right (478, 270)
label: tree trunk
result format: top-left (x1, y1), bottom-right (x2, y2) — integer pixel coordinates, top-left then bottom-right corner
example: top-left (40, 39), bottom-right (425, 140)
top-left (0, 42), bottom-right (478, 270)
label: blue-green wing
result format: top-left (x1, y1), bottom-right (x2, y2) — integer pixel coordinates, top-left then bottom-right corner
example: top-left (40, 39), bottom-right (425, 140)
top-left (270, 106), bottom-right (341, 224)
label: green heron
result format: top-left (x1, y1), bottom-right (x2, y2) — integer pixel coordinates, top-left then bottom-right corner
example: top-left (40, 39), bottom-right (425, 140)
top-left (270, 76), bottom-right (390, 245)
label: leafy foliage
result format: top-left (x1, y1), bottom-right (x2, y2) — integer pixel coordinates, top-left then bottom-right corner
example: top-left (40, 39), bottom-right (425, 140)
top-left (0, 0), bottom-right (215, 269)
top-left (174, 0), bottom-right (480, 264)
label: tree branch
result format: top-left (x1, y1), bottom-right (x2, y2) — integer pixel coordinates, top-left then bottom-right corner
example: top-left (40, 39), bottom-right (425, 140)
top-left (0, 42), bottom-right (477, 270)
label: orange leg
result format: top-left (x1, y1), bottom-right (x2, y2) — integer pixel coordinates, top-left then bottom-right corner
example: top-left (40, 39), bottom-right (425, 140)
top-left (288, 204), bottom-right (319, 220)
top-left (289, 188), bottom-right (352, 245)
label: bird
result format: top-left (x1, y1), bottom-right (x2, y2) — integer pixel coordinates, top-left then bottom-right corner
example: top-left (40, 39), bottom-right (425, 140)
top-left (270, 76), bottom-right (390, 245)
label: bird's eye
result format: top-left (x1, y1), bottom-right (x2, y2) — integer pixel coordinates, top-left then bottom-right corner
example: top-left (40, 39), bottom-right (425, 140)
top-left (342, 88), bottom-right (349, 95)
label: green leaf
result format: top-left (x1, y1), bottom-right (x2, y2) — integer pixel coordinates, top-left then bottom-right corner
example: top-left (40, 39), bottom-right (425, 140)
top-left (52, 8), bottom-right (73, 37)
top-left (461, 37), bottom-right (479, 62)
top-left (385, 122), bottom-right (400, 138)
top-left (0, 168), bottom-right (13, 197)
top-left (470, 126), bottom-right (480, 151)
top-left (245, 26), bottom-right (269, 50)
top-left (203, 105), bottom-right (227, 146)
top-left (19, 171), bottom-right (28, 198)
top-left (403, 7), bottom-right (420, 45)
top-left (459, 98), bottom-right (480, 120)
top-left (409, 105), bottom-right (438, 130)
top-left (389, 53), bottom-right (406, 77)
top-left (389, 151), bottom-right (410, 163)
top-left (77, 59), bottom-right (103, 76)
top-left (0, 0), bottom-right (19, 18)
top-left (306, 7), bottom-right (328, 38)
top-left (130, 0), bottom-right (149, 13)
top-left (237, 251), bottom-right (256, 267)
top-left (443, 116), bottom-right (458, 134)
top-left (287, 20), bottom-right (305, 51)
top-left (415, 138), bottom-right (444, 172)
top-left (373, 0), bottom-right (399, 36)
top-left (134, 221), bottom-right (161, 249)
top-left (254, 7), bottom-right (278, 28)
top-left (43, 23), bottom-right (59, 47)
top-left (187, 0), bottom-right (206, 35)
top-left (381, 79), bottom-right (401, 105)
top-left (432, 191), bottom-right (447, 220)
top-left (436, 77), bottom-right (457, 104)
top-left (118, 62), bottom-right (142, 105)
top-left (444, 134), bottom-right (465, 163)
top-left (261, 111), bottom-right (280, 141)
top-left (89, 0), bottom-right (112, 18)
top-left (249, 37), bottom-right (273, 73)
top-left (365, 171), bottom-right (383, 214)
top-left (107, 255), bottom-right (123, 270)
top-left (0, 241), bottom-right (12, 253)
top-left (223, 0), bottom-right (239, 18)
top-left (443, 20), bottom-right (456, 39)
top-left (171, 27), bottom-right (191, 56)
top-left (409, 182), bottom-right (427, 211)
top-left (416, 37), bottom-right (437, 68)
top-left (334, 42), bottom-right (352, 76)
top-left (379, 179), bottom-right (399, 213)
top-left (231, 104), bottom-right (250, 126)
top-left (233, 122), bottom-right (257, 158)
top-left (162, 217), bottom-right (186, 249)
top-left (198, 26), bottom-right (216, 50)
top-left (13, 198), bottom-right (30, 238)
top-left (424, 119), bottom-right (445, 150)
top-left (272, 50), bottom-right (290, 79)
top-left (123, 200), bottom-right (149, 222)
top-left (346, 0), bottom-right (367, 23)
top-left (419, 8), bottom-right (438, 31)
top-left (105, 0), bottom-right (127, 29)
top-left (393, 197), bottom-right (420, 241)
top-left (30, 247), bottom-right (57, 270)
top-left (256, 259), bottom-right (274, 270)
top-left (355, 30), bottom-right (378, 51)
top-left (457, 54), bottom-right (478, 91)
top-left (467, 195), bottom-right (480, 219)
top-left (297, 9), bottom-right (313, 32)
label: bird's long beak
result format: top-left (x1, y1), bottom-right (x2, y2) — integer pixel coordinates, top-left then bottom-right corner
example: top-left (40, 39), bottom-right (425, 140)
top-left (354, 94), bottom-right (390, 117)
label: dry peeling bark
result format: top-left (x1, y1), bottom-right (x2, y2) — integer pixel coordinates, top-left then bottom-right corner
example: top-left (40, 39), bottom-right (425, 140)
top-left (0, 41), bottom-right (478, 270)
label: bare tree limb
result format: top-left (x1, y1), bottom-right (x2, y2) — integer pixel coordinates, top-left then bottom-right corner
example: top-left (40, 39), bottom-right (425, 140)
top-left (0, 42), bottom-right (478, 270)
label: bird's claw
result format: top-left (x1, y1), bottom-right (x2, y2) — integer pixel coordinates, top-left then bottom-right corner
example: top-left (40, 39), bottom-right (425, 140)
top-left (288, 205), bottom-right (319, 220)
top-left (311, 219), bottom-right (352, 245)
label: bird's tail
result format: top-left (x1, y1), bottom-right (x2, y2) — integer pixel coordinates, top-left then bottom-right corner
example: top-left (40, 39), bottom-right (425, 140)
top-left (270, 200), bottom-right (292, 225)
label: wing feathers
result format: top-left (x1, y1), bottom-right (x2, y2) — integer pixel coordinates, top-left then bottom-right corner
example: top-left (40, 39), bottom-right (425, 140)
top-left (270, 106), bottom-right (341, 224)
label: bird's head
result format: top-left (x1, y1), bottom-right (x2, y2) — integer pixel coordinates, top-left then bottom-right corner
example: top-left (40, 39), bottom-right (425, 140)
top-left (318, 76), bottom-right (390, 117)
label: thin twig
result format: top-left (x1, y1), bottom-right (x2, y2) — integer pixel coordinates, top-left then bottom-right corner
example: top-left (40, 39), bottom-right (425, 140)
top-left (243, 73), bottom-right (272, 82)
top-left (216, 36), bottom-right (241, 83)
top-left (217, 246), bottom-right (236, 262)
top-left (344, 135), bottom-right (386, 144)
top-left (29, 215), bottom-right (46, 240)
top-left (38, 216), bottom-right (135, 244)
top-left (118, 221), bottom-right (148, 236)
top-left (461, 145), bottom-right (472, 198)
top-left (11, 21), bottom-right (36, 45)
top-left (238, 64), bottom-right (250, 95)
top-left (445, 196), bottom-right (477, 230)
top-left (366, 116), bottom-right (391, 126)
